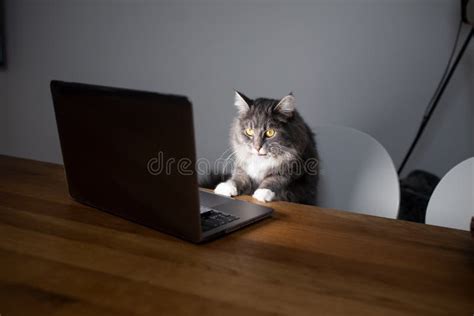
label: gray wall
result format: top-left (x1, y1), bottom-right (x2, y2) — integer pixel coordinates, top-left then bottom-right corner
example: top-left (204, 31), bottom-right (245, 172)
top-left (0, 0), bottom-right (472, 178)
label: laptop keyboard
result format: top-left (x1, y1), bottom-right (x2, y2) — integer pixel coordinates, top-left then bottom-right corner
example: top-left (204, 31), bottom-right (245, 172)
top-left (200, 206), bottom-right (239, 232)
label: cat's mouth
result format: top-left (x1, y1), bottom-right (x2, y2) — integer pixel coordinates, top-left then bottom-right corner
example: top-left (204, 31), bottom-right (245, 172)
top-left (255, 152), bottom-right (273, 159)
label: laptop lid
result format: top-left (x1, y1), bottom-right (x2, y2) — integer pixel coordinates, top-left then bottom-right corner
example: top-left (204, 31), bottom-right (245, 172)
top-left (51, 80), bottom-right (202, 242)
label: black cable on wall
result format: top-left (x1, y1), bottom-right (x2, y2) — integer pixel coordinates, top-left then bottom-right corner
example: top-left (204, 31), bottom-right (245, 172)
top-left (398, 25), bottom-right (474, 175)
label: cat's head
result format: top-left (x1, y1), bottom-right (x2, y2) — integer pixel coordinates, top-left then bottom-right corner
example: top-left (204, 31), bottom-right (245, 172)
top-left (231, 90), bottom-right (302, 161)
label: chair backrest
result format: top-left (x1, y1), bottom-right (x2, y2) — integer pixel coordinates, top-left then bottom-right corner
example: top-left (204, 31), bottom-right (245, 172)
top-left (426, 157), bottom-right (473, 231)
top-left (315, 125), bottom-right (400, 218)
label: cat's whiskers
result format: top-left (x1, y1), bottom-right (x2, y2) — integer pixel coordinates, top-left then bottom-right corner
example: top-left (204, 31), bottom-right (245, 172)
top-left (221, 150), bottom-right (238, 173)
top-left (217, 147), bottom-right (233, 161)
top-left (222, 149), bottom-right (237, 162)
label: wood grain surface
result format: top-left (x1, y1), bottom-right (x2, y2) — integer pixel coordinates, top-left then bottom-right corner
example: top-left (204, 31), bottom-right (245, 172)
top-left (0, 155), bottom-right (473, 316)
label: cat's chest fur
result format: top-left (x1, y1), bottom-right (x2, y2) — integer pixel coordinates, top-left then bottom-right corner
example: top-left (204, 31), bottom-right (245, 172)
top-left (241, 156), bottom-right (280, 183)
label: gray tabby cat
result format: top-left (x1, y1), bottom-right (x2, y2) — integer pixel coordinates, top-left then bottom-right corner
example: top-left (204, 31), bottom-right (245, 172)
top-left (214, 91), bottom-right (319, 205)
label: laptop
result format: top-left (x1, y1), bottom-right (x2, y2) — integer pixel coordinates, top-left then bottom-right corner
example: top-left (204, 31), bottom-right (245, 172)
top-left (50, 80), bottom-right (273, 243)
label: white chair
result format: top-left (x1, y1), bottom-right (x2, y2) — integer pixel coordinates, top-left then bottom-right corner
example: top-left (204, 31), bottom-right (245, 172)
top-left (315, 125), bottom-right (400, 218)
top-left (426, 157), bottom-right (473, 231)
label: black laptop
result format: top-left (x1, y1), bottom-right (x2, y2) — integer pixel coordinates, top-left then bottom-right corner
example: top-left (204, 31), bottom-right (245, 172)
top-left (50, 80), bottom-right (273, 243)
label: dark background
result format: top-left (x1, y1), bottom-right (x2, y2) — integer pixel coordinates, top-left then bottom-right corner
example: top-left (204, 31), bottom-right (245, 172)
top-left (0, 0), bottom-right (5, 67)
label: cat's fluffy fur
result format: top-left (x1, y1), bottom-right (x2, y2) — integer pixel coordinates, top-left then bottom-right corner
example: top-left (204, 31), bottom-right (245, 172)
top-left (214, 91), bottom-right (319, 204)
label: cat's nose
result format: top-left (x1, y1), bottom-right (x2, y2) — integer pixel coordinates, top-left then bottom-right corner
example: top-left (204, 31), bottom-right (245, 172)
top-left (253, 145), bottom-right (264, 155)
top-left (257, 147), bottom-right (267, 156)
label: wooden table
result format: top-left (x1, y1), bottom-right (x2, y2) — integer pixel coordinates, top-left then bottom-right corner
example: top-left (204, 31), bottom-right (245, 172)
top-left (0, 155), bottom-right (473, 316)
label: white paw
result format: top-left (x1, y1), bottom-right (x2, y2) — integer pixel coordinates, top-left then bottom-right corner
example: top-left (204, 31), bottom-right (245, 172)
top-left (252, 188), bottom-right (275, 202)
top-left (214, 181), bottom-right (238, 197)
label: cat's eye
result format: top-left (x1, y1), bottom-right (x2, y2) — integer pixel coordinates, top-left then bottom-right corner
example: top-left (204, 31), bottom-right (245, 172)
top-left (265, 129), bottom-right (276, 138)
top-left (245, 128), bottom-right (254, 137)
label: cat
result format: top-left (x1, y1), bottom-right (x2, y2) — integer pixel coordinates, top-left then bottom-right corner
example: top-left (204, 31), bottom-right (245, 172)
top-left (212, 91), bottom-right (319, 205)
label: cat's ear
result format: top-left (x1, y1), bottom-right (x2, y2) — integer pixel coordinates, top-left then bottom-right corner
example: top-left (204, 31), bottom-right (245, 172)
top-left (234, 90), bottom-right (251, 114)
top-left (274, 93), bottom-right (296, 117)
